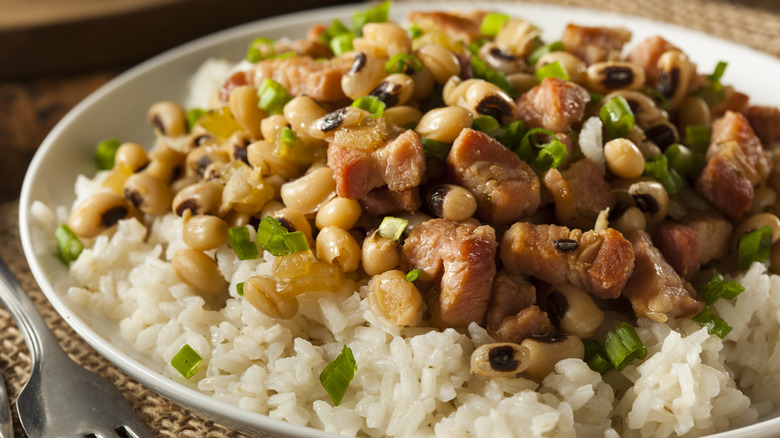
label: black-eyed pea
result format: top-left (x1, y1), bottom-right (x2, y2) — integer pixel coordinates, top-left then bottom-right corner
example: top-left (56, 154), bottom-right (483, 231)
top-left (316, 226), bottom-right (361, 272)
top-left (368, 269), bottom-right (424, 326)
top-left (246, 140), bottom-right (304, 179)
top-left (520, 335), bottom-right (585, 379)
top-left (68, 192), bottom-right (132, 238)
top-left (442, 77), bottom-right (481, 107)
top-left (505, 72), bottom-right (539, 95)
top-left (342, 52), bottom-right (387, 100)
top-left (283, 95), bottom-right (328, 142)
top-left (260, 200), bottom-right (285, 219)
top-left (183, 214), bottom-right (229, 251)
top-left (610, 206), bottom-right (647, 235)
top-left (478, 42), bottom-right (526, 76)
top-left (470, 342), bottom-right (531, 377)
top-left (315, 197), bottom-right (362, 230)
top-left (586, 61), bottom-right (645, 95)
top-left (427, 184), bottom-right (477, 221)
top-left (228, 85), bottom-right (265, 139)
top-left (677, 95), bottom-right (711, 132)
top-left (463, 80), bottom-right (517, 123)
top-left (415, 106), bottom-right (472, 144)
top-left (604, 90), bottom-right (667, 129)
top-left (656, 50), bottom-right (692, 110)
top-left (123, 171), bottom-right (173, 216)
top-left (494, 18), bottom-right (540, 58)
top-left (416, 44), bottom-right (460, 84)
top-left (356, 22), bottom-right (412, 58)
top-left (224, 131), bottom-right (252, 164)
top-left (604, 138), bottom-right (645, 178)
top-left (309, 107), bottom-right (367, 139)
top-left (242, 275), bottom-right (298, 319)
top-left (147, 143), bottom-right (186, 182)
top-left (361, 230), bottom-right (401, 276)
top-left (369, 73), bottom-right (415, 107)
top-left (383, 106), bottom-right (423, 129)
top-left (172, 180), bottom-right (223, 216)
top-left (147, 101), bottom-right (188, 138)
top-left (114, 142), bottom-right (150, 172)
top-left (260, 114), bottom-right (289, 142)
top-left (628, 180), bottom-right (669, 223)
top-left (411, 67), bottom-right (435, 101)
top-left (543, 284), bottom-right (604, 338)
top-left (535, 51), bottom-right (587, 84)
top-left (171, 248), bottom-right (228, 296)
top-left (643, 121), bottom-right (679, 150)
top-left (185, 145), bottom-right (229, 178)
top-left (271, 207), bottom-right (313, 247)
top-left (733, 212), bottom-right (780, 249)
top-left (280, 166), bottom-right (336, 214)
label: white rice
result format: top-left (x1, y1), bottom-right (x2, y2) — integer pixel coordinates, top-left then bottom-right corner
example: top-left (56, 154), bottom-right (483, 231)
top-left (33, 174), bottom-right (780, 437)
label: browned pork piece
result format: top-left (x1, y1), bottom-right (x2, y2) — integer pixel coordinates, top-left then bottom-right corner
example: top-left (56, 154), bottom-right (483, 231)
top-left (656, 210), bottom-right (732, 279)
top-left (486, 271), bottom-right (538, 330)
top-left (623, 230), bottom-right (704, 322)
top-left (744, 105), bottom-right (780, 147)
top-left (402, 218), bottom-right (497, 328)
top-left (500, 222), bottom-right (635, 299)
top-left (625, 35), bottom-right (679, 85)
top-left (542, 158), bottom-right (615, 229)
top-left (359, 187), bottom-right (421, 215)
top-left (446, 128), bottom-right (540, 224)
top-left (328, 129), bottom-right (426, 201)
top-left (696, 111), bottom-right (772, 220)
top-left (407, 10), bottom-right (486, 43)
top-left (516, 77), bottom-right (591, 133)
top-left (251, 55), bottom-right (353, 103)
top-left (561, 24), bottom-right (631, 65)
top-left (493, 306), bottom-right (554, 344)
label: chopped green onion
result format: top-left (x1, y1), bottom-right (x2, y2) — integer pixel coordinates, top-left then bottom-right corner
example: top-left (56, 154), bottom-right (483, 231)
top-left (384, 54), bottom-right (422, 74)
top-left (94, 138), bottom-right (121, 170)
top-left (535, 60), bottom-right (570, 81)
top-left (352, 0), bottom-right (391, 36)
top-left (319, 19), bottom-right (350, 45)
top-left (589, 92), bottom-right (604, 104)
top-left (643, 154), bottom-right (684, 194)
top-left (329, 32), bottom-right (355, 57)
top-left (236, 282), bottom-right (245, 296)
top-left (467, 37), bottom-right (490, 56)
top-left (599, 96), bottom-right (635, 139)
top-left (408, 23), bottom-right (424, 39)
top-left (255, 216), bottom-right (310, 256)
top-left (738, 226), bottom-right (773, 270)
top-left (470, 56), bottom-right (519, 98)
top-left (421, 138), bottom-right (451, 160)
top-left (528, 41), bottom-right (564, 67)
top-left (320, 345), bottom-right (357, 406)
top-left (171, 344), bottom-right (203, 379)
top-left (698, 274), bottom-right (745, 306)
top-left (696, 61), bottom-right (728, 105)
top-left (187, 108), bottom-right (207, 130)
top-left (692, 306), bottom-right (733, 339)
top-left (603, 322), bottom-right (647, 371)
top-left (351, 95), bottom-right (386, 118)
top-left (246, 37), bottom-right (276, 63)
top-left (533, 138), bottom-right (568, 171)
top-left (55, 224), bottom-right (83, 264)
top-left (257, 78), bottom-right (292, 115)
top-left (709, 60), bottom-right (728, 82)
top-left (480, 12), bottom-right (510, 37)
top-left (377, 216), bottom-right (409, 241)
top-left (496, 120), bottom-right (525, 149)
top-left (405, 268), bottom-right (423, 282)
top-left (685, 125), bottom-right (711, 154)
top-left (472, 115), bottom-right (501, 135)
top-left (640, 85), bottom-right (670, 111)
top-left (515, 128), bottom-right (567, 170)
top-left (664, 144), bottom-right (694, 176)
top-left (283, 231), bottom-right (310, 254)
top-left (584, 340), bottom-right (612, 374)
top-left (280, 127), bottom-right (297, 148)
top-left (228, 226), bottom-right (260, 260)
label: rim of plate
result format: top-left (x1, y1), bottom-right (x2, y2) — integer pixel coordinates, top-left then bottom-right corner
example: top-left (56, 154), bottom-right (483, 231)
top-left (17, 2), bottom-right (780, 437)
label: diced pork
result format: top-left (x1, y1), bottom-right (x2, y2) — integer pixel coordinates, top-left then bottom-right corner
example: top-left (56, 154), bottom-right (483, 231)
top-left (542, 158), bottom-right (615, 229)
top-left (402, 218), bottom-right (497, 328)
top-left (744, 105), bottom-right (780, 147)
top-left (516, 77), bottom-right (591, 133)
top-left (561, 24), bottom-right (631, 65)
top-left (623, 230), bottom-right (704, 322)
top-left (486, 271), bottom-right (537, 330)
top-left (626, 36), bottom-right (679, 85)
top-left (500, 222), bottom-right (635, 299)
top-left (655, 223), bottom-right (701, 280)
top-left (696, 111), bottom-right (771, 220)
top-left (359, 187), bottom-right (421, 215)
top-left (446, 128), bottom-right (541, 224)
top-left (251, 55), bottom-right (352, 103)
top-left (407, 10), bottom-right (486, 43)
top-left (328, 129), bottom-right (426, 200)
top-left (492, 305), bottom-right (554, 344)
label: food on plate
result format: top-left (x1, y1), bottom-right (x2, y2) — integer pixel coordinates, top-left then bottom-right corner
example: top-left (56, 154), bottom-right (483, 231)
top-left (40, 2), bottom-right (780, 436)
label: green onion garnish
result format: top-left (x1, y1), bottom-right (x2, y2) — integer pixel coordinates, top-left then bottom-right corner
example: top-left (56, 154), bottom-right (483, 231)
top-left (187, 108), bottom-right (207, 130)
top-left (319, 19), bottom-right (351, 45)
top-left (55, 224), bottom-right (83, 265)
top-left (421, 138), bottom-right (451, 160)
top-left (664, 144), bottom-right (694, 177)
top-left (496, 120), bottom-right (525, 149)
top-left (535, 60), bottom-right (570, 81)
top-left (589, 92), bottom-right (604, 104)
top-left (228, 226), bottom-right (260, 260)
top-left (643, 154), bottom-right (684, 194)
top-left (171, 344), bottom-right (203, 379)
top-left (377, 216), bottom-right (409, 241)
top-left (352, 0), bottom-right (391, 36)
top-left (599, 96), bottom-right (635, 139)
top-left (698, 274), bottom-right (745, 306)
top-left (246, 37), bottom-right (276, 63)
top-left (320, 345), bottom-right (357, 406)
top-left (408, 23), bottom-right (424, 39)
top-left (329, 32), bottom-right (355, 57)
top-left (257, 78), bottom-right (292, 115)
top-left (470, 56), bottom-right (519, 98)
top-left (236, 282), bottom-right (245, 296)
top-left (696, 61), bottom-right (728, 105)
top-left (384, 54), bottom-right (422, 74)
top-left (584, 340), bottom-right (612, 374)
top-left (528, 41), bottom-right (564, 67)
top-left (472, 115), bottom-right (501, 135)
top-left (685, 125), bottom-right (711, 154)
top-left (692, 306), bottom-right (733, 339)
top-left (603, 322), bottom-right (647, 371)
top-left (514, 128), bottom-right (567, 170)
top-left (255, 216), bottom-right (310, 256)
top-left (480, 12), bottom-right (510, 37)
top-left (283, 231), bottom-right (310, 254)
top-left (738, 226), bottom-right (773, 270)
top-left (351, 95), bottom-right (386, 118)
top-left (280, 127), bottom-right (297, 148)
top-left (405, 268), bottom-right (423, 282)
top-left (533, 137), bottom-right (568, 171)
top-left (94, 138), bottom-right (121, 170)
top-left (709, 60), bottom-right (728, 82)
top-left (467, 37), bottom-right (490, 56)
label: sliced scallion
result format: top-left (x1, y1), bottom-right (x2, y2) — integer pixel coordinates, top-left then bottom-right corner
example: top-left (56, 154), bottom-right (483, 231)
top-left (55, 224), bottom-right (83, 265)
top-left (584, 340), bottom-right (612, 374)
top-left (737, 226), bottom-right (773, 270)
top-left (377, 216), bottom-right (409, 241)
top-left (246, 37), bottom-right (276, 63)
top-left (405, 268), bottom-right (423, 282)
top-left (533, 137), bottom-right (568, 171)
top-left (351, 95), bottom-right (386, 118)
top-left (470, 56), bottom-right (519, 98)
top-left (472, 115), bottom-right (501, 135)
top-left (236, 282), bottom-right (245, 296)
top-left (515, 128), bottom-right (567, 170)
top-left (468, 37), bottom-right (490, 56)
top-left (599, 96), bottom-right (635, 139)
top-left (696, 61), bottom-right (728, 105)
top-left (352, 0), bottom-right (391, 36)
top-left (408, 23), bottom-right (424, 39)
top-left (255, 216), bottom-right (309, 256)
top-left (171, 344), bottom-right (203, 379)
top-left (228, 226), bottom-right (260, 260)
top-left (257, 78), bottom-right (292, 115)
top-left (643, 154), bottom-right (684, 194)
top-left (384, 53), bottom-right (422, 74)
top-left (480, 12), bottom-right (510, 37)
top-left (692, 306), bottom-right (733, 339)
top-left (283, 231), bottom-right (310, 254)
top-left (320, 345), bottom-right (357, 406)
top-left (698, 274), bottom-right (744, 306)
top-left (94, 138), bottom-right (121, 170)
top-left (319, 19), bottom-right (350, 45)
top-left (535, 60), bottom-right (570, 81)
top-left (280, 127), bottom-right (297, 148)
top-left (421, 138), bottom-right (451, 161)
top-left (685, 125), bottom-right (711, 154)
top-left (664, 144), bottom-right (694, 176)
top-left (187, 108), bottom-right (207, 130)
top-left (603, 322), bottom-right (647, 371)
top-left (329, 32), bottom-right (355, 57)
top-left (528, 41), bottom-right (564, 67)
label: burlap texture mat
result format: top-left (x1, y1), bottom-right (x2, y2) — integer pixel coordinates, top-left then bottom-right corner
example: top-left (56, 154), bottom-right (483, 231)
top-left (2, 0), bottom-right (780, 436)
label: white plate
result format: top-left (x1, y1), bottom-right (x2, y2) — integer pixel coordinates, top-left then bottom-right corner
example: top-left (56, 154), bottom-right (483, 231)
top-left (18, 2), bottom-right (780, 437)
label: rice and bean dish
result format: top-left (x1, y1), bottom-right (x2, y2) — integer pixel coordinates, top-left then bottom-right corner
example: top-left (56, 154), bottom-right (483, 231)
top-left (36, 2), bottom-right (780, 436)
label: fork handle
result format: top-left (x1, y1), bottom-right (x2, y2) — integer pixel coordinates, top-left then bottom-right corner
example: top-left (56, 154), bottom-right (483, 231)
top-left (0, 256), bottom-right (61, 369)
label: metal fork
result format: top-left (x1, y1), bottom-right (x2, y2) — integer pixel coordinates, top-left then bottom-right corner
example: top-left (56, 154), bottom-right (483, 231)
top-left (0, 257), bottom-right (154, 438)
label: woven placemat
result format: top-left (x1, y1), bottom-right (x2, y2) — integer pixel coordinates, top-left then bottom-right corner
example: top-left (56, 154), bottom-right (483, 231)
top-left (2, 1), bottom-right (780, 437)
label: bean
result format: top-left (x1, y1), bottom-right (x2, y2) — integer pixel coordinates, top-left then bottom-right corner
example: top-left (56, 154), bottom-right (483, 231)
top-left (535, 51), bottom-right (587, 84)
top-left (604, 138), bottom-right (645, 178)
top-left (283, 95), bottom-right (328, 143)
top-left (172, 180), bottom-right (223, 216)
top-left (315, 197), bottom-right (362, 230)
top-left (114, 142), bottom-right (150, 172)
top-left (470, 342), bottom-right (530, 377)
top-left (427, 184), bottom-right (477, 221)
top-left (68, 192), bottom-right (131, 238)
top-left (280, 166), bottom-right (336, 214)
top-left (543, 284), bottom-right (604, 338)
top-left (242, 275), bottom-right (298, 319)
top-left (677, 95), bottom-right (711, 132)
top-left (361, 230), bottom-right (401, 276)
top-left (368, 269), bottom-right (424, 326)
top-left (355, 22), bottom-right (412, 58)
top-left (478, 42), bottom-right (526, 76)
top-left (271, 207), bottom-right (313, 246)
top-left (342, 52), bottom-right (387, 100)
top-left (369, 73), bottom-right (415, 107)
top-left (463, 80), bottom-right (517, 123)
top-left (520, 335), bottom-right (585, 379)
top-left (147, 101), bottom-right (188, 137)
top-left (383, 106), bottom-right (423, 129)
top-left (246, 140), bottom-right (304, 179)
top-left (415, 106), bottom-right (472, 143)
top-left (171, 249), bottom-right (227, 295)
top-left (494, 18), bottom-right (541, 57)
top-left (260, 114), bottom-right (289, 142)
top-left (416, 44), bottom-right (460, 84)
top-left (586, 61), bottom-right (645, 95)
top-left (183, 215), bottom-right (229, 251)
top-left (122, 171), bottom-right (173, 216)
top-left (656, 50), bottom-right (692, 110)
top-left (316, 226), bottom-right (361, 272)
